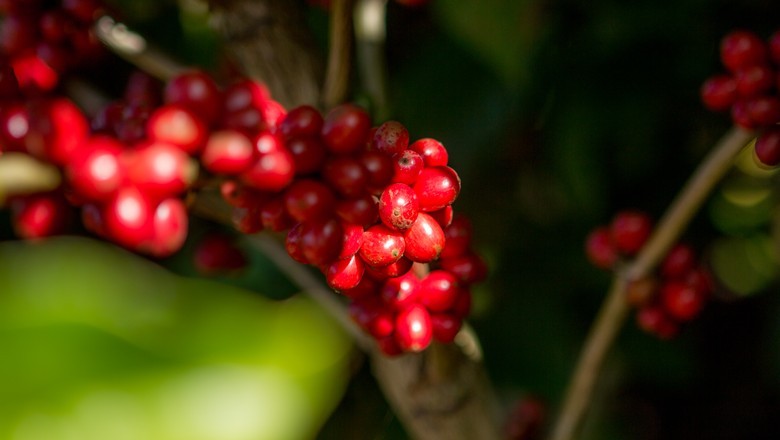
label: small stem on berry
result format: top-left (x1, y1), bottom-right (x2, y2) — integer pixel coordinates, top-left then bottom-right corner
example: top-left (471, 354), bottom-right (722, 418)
top-left (322, 0), bottom-right (356, 109)
top-left (355, 0), bottom-right (391, 120)
top-left (0, 153), bottom-right (62, 205)
top-left (549, 126), bottom-right (756, 440)
top-left (94, 15), bottom-right (187, 81)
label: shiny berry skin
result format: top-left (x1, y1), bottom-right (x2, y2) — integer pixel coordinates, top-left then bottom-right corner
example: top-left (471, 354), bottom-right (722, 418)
top-left (321, 104), bottom-right (371, 154)
top-left (365, 256), bottom-right (413, 280)
top-left (413, 166), bottom-right (461, 212)
top-left (360, 224), bottom-right (405, 267)
top-left (280, 105), bottom-right (323, 138)
top-left (285, 222), bottom-right (309, 264)
top-left (700, 75), bottom-right (737, 111)
top-left (409, 138), bottom-right (448, 167)
top-left (395, 304), bottom-right (433, 352)
top-left (731, 99), bottom-right (756, 129)
top-left (25, 98), bottom-right (89, 165)
top-left (440, 214), bottom-right (472, 259)
top-left (403, 212), bottom-right (445, 263)
top-left (450, 286), bottom-right (472, 319)
top-left (585, 227), bottom-right (617, 269)
top-left (430, 313), bottom-right (462, 343)
top-left (287, 136), bottom-right (326, 175)
top-left (349, 297), bottom-right (394, 339)
top-left (146, 104), bottom-right (208, 154)
top-left (11, 193), bottom-right (72, 239)
top-left (259, 196), bottom-right (294, 231)
top-left (125, 141), bottom-right (195, 200)
top-left (636, 304), bottom-right (678, 339)
top-left (428, 205), bottom-right (454, 229)
top-left (339, 221), bottom-right (364, 260)
top-left (372, 120), bottom-right (409, 156)
top-left (300, 217), bottom-right (343, 266)
top-left (419, 270), bottom-right (460, 312)
top-left (747, 96), bottom-right (780, 128)
top-left (380, 271), bottom-right (420, 311)
top-left (149, 197), bottom-right (189, 257)
top-left (326, 254), bottom-right (365, 290)
top-left (754, 128), bottom-right (780, 167)
top-left (240, 147), bottom-right (295, 191)
top-left (201, 130), bottom-right (255, 174)
top-left (720, 30), bottom-right (767, 72)
top-left (734, 64), bottom-right (774, 97)
top-left (770, 30), bottom-right (780, 65)
top-left (65, 136), bottom-right (124, 201)
top-left (379, 183), bottom-right (419, 231)
top-left (283, 179), bottom-right (336, 222)
top-left (391, 149), bottom-right (424, 185)
top-left (222, 79), bottom-right (271, 113)
top-left (377, 336), bottom-right (403, 357)
top-left (335, 194), bottom-right (379, 227)
top-left (661, 281), bottom-right (706, 321)
top-left (661, 243), bottom-right (696, 279)
top-left (340, 275), bottom-right (379, 300)
top-left (359, 150), bottom-right (395, 190)
top-left (610, 210), bottom-right (652, 256)
top-left (323, 155), bottom-right (369, 197)
top-left (164, 70), bottom-right (222, 125)
top-left (103, 186), bottom-right (154, 249)
top-left (0, 103), bottom-right (29, 151)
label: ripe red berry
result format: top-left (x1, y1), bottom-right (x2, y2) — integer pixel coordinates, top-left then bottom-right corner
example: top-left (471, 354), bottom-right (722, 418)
top-left (720, 30), bottom-right (767, 72)
top-left (734, 64), bottom-right (774, 97)
top-left (125, 141), bottom-right (196, 201)
top-left (146, 104), bottom-right (208, 154)
top-left (283, 179), bottom-right (336, 222)
top-left (700, 74), bottom-right (737, 111)
top-left (335, 193), bottom-right (379, 227)
top-left (259, 196), bottom-right (294, 231)
top-left (326, 254), bottom-right (365, 290)
top-left (360, 224), bottom-right (406, 267)
top-left (279, 105), bottom-right (323, 138)
top-left (164, 70), bottom-right (222, 125)
top-left (419, 270), bottom-right (460, 312)
top-left (439, 252), bottom-right (488, 285)
top-left (661, 281), bottom-right (706, 321)
top-left (300, 217), bottom-right (344, 266)
top-left (413, 166), bottom-right (461, 211)
top-left (322, 155), bottom-right (369, 198)
top-left (287, 136), bottom-right (327, 175)
top-left (240, 147), bottom-right (295, 191)
top-left (395, 304), bottom-right (433, 352)
top-left (65, 136), bottom-right (124, 202)
top-left (194, 232), bottom-right (248, 274)
top-left (379, 183), bottom-right (419, 231)
top-left (321, 104), bottom-right (371, 154)
top-left (769, 30), bottom-right (780, 65)
top-left (25, 98), bottom-right (89, 165)
top-left (440, 214), bottom-right (472, 259)
top-left (660, 243), bottom-right (697, 280)
top-left (430, 313), bottom-right (462, 343)
top-left (754, 127), bottom-right (780, 167)
top-left (338, 221), bottom-right (364, 260)
top-left (11, 193), bottom-right (72, 239)
top-left (610, 210), bottom-right (652, 256)
top-left (380, 271), bottom-right (420, 311)
top-left (585, 226), bottom-right (617, 269)
top-left (636, 304), bottom-right (678, 339)
top-left (731, 99), bottom-right (757, 129)
top-left (103, 186), bottom-right (154, 249)
top-left (372, 120), bottom-right (409, 156)
top-left (391, 149), bottom-right (424, 185)
top-left (365, 256), bottom-right (414, 280)
top-left (428, 205), bottom-right (454, 229)
top-left (359, 150), bottom-right (395, 191)
top-left (409, 138), bottom-right (448, 167)
top-left (403, 212), bottom-right (445, 263)
top-left (746, 95), bottom-right (780, 128)
top-left (201, 130), bottom-right (255, 175)
top-left (149, 197), bottom-right (189, 257)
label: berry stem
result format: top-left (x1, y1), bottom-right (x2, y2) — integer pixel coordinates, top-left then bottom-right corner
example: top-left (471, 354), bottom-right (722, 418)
top-left (322, 0), bottom-right (356, 109)
top-left (0, 153), bottom-right (62, 204)
top-left (93, 16), bottom-right (187, 81)
top-left (549, 126), bottom-right (756, 440)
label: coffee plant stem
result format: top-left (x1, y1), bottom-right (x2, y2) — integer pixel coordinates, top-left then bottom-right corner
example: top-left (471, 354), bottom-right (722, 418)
top-left (323, 0), bottom-right (356, 109)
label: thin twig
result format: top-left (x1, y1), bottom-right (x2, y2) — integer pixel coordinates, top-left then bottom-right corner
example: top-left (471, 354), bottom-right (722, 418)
top-left (548, 126), bottom-right (756, 440)
top-left (322, 0), bottom-right (356, 109)
top-left (0, 153), bottom-right (62, 204)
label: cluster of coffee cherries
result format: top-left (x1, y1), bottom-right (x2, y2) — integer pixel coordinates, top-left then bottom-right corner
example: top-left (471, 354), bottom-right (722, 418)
top-left (0, 0), bottom-right (107, 93)
top-left (307, 0), bottom-right (429, 10)
top-left (700, 29), bottom-right (780, 167)
top-left (215, 100), bottom-right (485, 355)
top-left (585, 210), bottom-right (713, 339)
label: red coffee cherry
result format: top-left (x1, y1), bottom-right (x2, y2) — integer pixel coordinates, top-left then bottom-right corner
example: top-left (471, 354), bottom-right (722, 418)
top-left (394, 304), bottom-right (433, 352)
top-left (700, 74), bottom-right (737, 111)
top-left (660, 281), bottom-right (706, 321)
top-left (379, 182), bottom-right (419, 231)
top-left (103, 186), bottom-right (154, 249)
top-left (409, 138), bottom-right (448, 167)
top-left (430, 313), bottom-right (462, 344)
top-left (321, 103), bottom-right (371, 154)
top-left (125, 140), bottom-right (195, 201)
top-left (440, 214), bottom-right (473, 259)
top-left (746, 95), bottom-right (780, 128)
top-left (359, 224), bottom-right (405, 267)
top-left (279, 105), bottom-right (323, 138)
top-left (65, 135), bottom-right (124, 202)
top-left (287, 136), bottom-right (327, 175)
top-left (300, 216), bottom-right (343, 266)
top-left (720, 30), bottom-right (767, 72)
top-left (149, 197), bottom-right (189, 258)
top-left (428, 205), bottom-right (454, 229)
top-left (146, 104), bottom-right (208, 154)
top-left (194, 232), bottom-right (248, 274)
top-left (335, 193), bottom-right (379, 227)
top-left (25, 97), bottom-right (89, 165)
top-left (338, 221), bottom-right (364, 260)
top-left (201, 130), bottom-right (255, 175)
top-left (11, 192), bottom-right (72, 239)
top-left (380, 271), bottom-right (420, 311)
top-left (372, 120), bottom-right (409, 156)
top-left (439, 252), bottom-right (488, 285)
top-left (325, 254), bottom-right (365, 290)
top-left (365, 256), bottom-right (413, 280)
top-left (359, 150), bottom-right (395, 190)
top-left (636, 304), bottom-right (678, 339)
top-left (419, 270), bottom-right (460, 312)
top-left (259, 196), bottom-right (294, 231)
top-left (164, 69), bottom-right (222, 125)
top-left (322, 155), bottom-right (369, 198)
top-left (610, 210), bottom-right (652, 256)
top-left (734, 64), bottom-right (774, 98)
top-left (660, 243), bottom-right (697, 280)
top-left (754, 127), bottom-right (780, 167)
top-left (240, 146), bottom-right (295, 192)
top-left (403, 212), bottom-right (445, 263)
top-left (413, 166), bottom-right (461, 211)
top-left (391, 149), bottom-right (424, 185)
top-left (283, 178), bottom-right (336, 222)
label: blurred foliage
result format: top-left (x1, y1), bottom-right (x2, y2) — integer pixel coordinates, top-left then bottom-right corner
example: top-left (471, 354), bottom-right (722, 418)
top-left (2, 0), bottom-right (780, 439)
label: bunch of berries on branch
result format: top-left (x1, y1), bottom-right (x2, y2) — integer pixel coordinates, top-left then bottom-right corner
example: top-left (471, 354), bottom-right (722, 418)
top-left (585, 210), bottom-right (713, 339)
top-left (0, 0), bottom-right (107, 93)
top-left (700, 29), bottom-right (780, 167)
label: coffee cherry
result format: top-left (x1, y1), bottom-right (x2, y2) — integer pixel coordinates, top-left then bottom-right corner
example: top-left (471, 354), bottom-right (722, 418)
top-left (450, 286), bottom-right (472, 319)
top-left (636, 304), bottom-right (678, 339)
top-left (413, 166), bottom-right (461, 212)
top-left (164, 70), bottom-right (222, 125)
top-left (610, 210), bottom-right (652, 256)
top-left (280, 105), bottom-right (323, 138)
top-left (201, 130), bottom-right (255, 175)
top-left (287, 136), bottom-right (326, 175)
top-left (661, 281), bottom-right (706, 321)
top-left (149, 197), bottom-right (189, 257)
top-left (372, 120), bottom-right (409, 156)
top-left (25, 98), bottom-right (89, 165)
top-left (326, 254), bottom-right (365, 290)
top-left (300, 217), bottom-right (343, 266)
top-left (103, 186), bottom-right (154, 249)
top-left (365, 256), bottom-right (413, 280)
top-left (403, 212), bottom-right (445, 263)
top-left (232, 205), bottom-right (263, 234)
top-left (419, 270), bottom-right (460, 312)
top-left (283, 178), bottom-right (336, 222)
top-left (349, 296), bottom-right (395, 339)
top-left (754, 127), bottom-right (780, 167)
top-left (323, 155), bottom-right (369, 197)
top-left (240, 146), bottom-right (295, 191)
top-left (439, 252), bottom-right (488, 285)
top-left (377, 335), bottom-right (404, 357)
top-left (440, 214), bottom-right (472, 259)
top-left (339, 275), bottom-right (379, 300)
top-left (259, 196), bottom-right (294, 231)
top-left (428, 205), bottom-right (454, 229)
top-left (65, 136), bottom-right (124, 201)
top-left (730, 99), bottom-right (757, 129)
top-left (430, 313), bottom-right (462, 343)
top-left (769, 30), bottom-right (780, 65)
top-left (720, 30), bottom-right (767, 72)
top-left (391, 149), bottom-right (424, 185)
top-left (125, 141), bottom-right (196, 201)
top-left (338, 221), bottom-right (364, 260)
top-left (285, 222), bottom-right (309, 264)
top-left (360, 224), bottom-right (406, 267)
top-left (746, 95), bottom-right (780, 127)
top-left (700, 75), bottom-right (737, 111)
top-left (734, 64), bottom-right (774, 97)
top-left (146, 104), bottom-right (208, 154)
top-left (409, 138), bottom-right (448, 167)
top-left (586, 225), bottom-right (619, 269)
top-left (380, 271), bottom-right (420, 311)
top-left (359, 150), bottom-right (395, 189)
top-left (11, 192), bottom-right (72, 239)
top-left (379, 183), bottom-right (419, 231)
top-left (335, 193), bottom-right (379, 227)
top-left (321, 103), bottom-right (371, 154)
top-left (661, 243), bottom-right (697, 279)
top-left (395, 304), bottom-right (433, 352)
